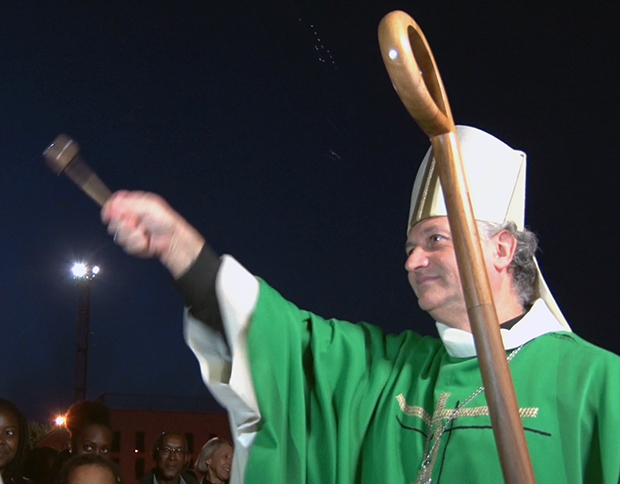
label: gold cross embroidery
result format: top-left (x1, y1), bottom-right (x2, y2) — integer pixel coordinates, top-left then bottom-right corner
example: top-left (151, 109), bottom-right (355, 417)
top-left (397, 392), bottom-right (539, 428)
top-left (398, 392), bottom-right (539, 483)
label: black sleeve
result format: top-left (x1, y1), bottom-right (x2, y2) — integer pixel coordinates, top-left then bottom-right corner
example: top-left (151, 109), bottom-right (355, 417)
top-left (174, 243), bottom-right (225, 336)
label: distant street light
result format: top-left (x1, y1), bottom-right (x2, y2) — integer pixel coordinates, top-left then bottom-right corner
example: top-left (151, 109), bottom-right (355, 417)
top-left (72, 262), bottom-right (99, 401)
top-left (71, 263), bottom-right (99, 279)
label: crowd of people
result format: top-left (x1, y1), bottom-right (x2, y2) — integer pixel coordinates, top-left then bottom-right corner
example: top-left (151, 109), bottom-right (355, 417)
top-left (0, 398), bottom-right (232, 484)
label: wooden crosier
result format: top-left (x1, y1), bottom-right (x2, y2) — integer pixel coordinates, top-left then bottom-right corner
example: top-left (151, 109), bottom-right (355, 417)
top-left (378, 11), bottom-right (536, 483)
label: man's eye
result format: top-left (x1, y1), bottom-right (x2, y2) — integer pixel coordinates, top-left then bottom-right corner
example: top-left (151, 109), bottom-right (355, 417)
top-left (430, 234), bottom-right (444, 243)
top-left (6, 430), bottom-right (15, 437)
top-left (83, 445), bottom-right (94, 452)
top-left (101, 447), bottom-right (110, 454)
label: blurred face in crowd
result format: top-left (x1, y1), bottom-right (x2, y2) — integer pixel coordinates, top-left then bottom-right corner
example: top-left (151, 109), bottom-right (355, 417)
top-left (206, 443), bottom-right (233, 484)
top-left (0, 408), bottom-right (19, 472)
top-left (73, 424), bottom-right (113, 457)
top-left (66, 464), bottom-right (117, 484)
top-left (155, 433), bottom-right (189, 482)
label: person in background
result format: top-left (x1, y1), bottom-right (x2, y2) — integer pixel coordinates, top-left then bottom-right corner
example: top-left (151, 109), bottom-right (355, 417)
top-left (64, 401), bottom-right (113, 457)
top-left (193, 439), bottom-right (232, 484)
top-left (139, 432), bottom-right (198, 484)
top-left (56, 454), bottom-right (121, 484)
top-left (0, 399), bottom-right (32, 484)
top-left (50, 400), bottom-right (113, 483)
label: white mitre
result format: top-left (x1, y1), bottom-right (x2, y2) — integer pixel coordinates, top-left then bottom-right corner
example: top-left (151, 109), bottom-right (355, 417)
top-left (408, 125), bottom-right (570, 330)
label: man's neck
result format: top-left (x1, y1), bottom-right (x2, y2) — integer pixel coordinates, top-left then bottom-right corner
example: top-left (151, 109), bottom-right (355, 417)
top-left (492, 289), bottom-right (525, 328)
top-left (155, 473), bottom-right (183, 484)
top-left (437, 285), bottom-right (525, 332)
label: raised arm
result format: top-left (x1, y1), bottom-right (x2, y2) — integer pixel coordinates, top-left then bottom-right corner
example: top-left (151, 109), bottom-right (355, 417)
top-left (101, 190), bottom-right (205, 279)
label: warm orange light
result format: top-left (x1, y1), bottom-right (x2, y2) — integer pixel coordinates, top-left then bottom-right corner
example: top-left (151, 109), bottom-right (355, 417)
top-left (55, 415), bottom-right (67, 426)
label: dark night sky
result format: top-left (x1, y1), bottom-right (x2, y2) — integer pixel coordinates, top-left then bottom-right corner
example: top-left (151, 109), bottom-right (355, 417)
top-left (2, 1), bottom-right (619, 423)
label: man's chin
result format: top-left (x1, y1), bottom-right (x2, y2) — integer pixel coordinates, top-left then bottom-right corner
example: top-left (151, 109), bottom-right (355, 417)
top-left (417, 298), bottom-right (467, 328)
top-left (158, 468), bottom-right (181, 480)
top-left (416, 297), bottom-right (453, 323)
top-left (416, 294), bottom-right (440, 313)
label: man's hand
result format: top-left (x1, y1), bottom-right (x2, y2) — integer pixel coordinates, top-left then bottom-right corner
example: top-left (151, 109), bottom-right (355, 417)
top-left (101, 191), bottom-right (205, 279)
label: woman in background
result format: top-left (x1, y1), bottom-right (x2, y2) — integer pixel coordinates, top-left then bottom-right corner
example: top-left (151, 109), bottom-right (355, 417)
top-left (193, 438), bottom-right (232, 484)
top-left (0, 399), bottom-right (32, 483)
top-left (64, 401), bottom-right (113, 457)
top-left (50, 400), bottom-right (113, 482)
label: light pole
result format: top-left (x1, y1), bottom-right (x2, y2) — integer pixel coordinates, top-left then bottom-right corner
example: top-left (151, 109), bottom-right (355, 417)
top-left (71, 262), bottom-right (99, 402)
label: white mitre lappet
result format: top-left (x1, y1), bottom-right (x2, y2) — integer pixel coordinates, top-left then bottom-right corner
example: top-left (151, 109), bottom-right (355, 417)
top-left (408, 125), bottom-right (570, 331)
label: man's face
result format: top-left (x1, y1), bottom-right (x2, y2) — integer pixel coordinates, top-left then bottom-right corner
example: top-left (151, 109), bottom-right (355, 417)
top-left (155, 434), bottom-right (189, 481)
top-left (405, 217), bottom-right (496, 327)
top-left (206, 443), bottom-right (233, 483)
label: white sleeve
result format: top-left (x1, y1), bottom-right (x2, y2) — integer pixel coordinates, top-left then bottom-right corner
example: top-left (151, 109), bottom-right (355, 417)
top-left (183, 255), bottom-right (260, 484)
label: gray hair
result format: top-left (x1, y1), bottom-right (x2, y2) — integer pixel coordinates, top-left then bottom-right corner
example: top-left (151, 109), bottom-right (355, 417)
top-left (477, 220), bottom-right (538, 309)
top-left (194, 437), bottom-right (232, 474)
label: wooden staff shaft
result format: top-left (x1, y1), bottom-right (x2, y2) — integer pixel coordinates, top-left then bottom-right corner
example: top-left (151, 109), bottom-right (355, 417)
top-left (433, 133), bottom-right (535, 483)
top-left (378, 11), bottom-right (536, 483)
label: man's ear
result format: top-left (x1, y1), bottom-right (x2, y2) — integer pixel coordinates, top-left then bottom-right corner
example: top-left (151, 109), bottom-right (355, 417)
top-left (493, 230), bottom-right (518, 271)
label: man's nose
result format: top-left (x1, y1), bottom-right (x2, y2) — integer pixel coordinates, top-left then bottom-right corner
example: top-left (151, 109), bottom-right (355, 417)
top-left (405, 247), bottom-right (429, 271)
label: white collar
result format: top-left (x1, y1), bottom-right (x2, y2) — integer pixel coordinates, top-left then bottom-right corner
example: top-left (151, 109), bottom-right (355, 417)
top-left (436, 298), bottom-right (569, 358)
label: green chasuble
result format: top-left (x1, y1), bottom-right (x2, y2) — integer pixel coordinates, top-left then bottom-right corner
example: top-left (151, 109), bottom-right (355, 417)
top-left (245, 281), bottom-right (620, 483)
